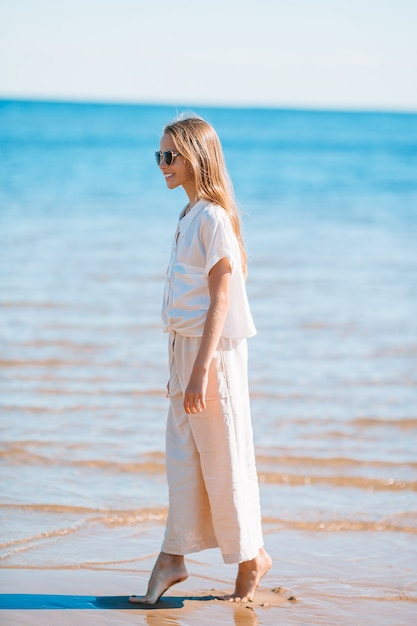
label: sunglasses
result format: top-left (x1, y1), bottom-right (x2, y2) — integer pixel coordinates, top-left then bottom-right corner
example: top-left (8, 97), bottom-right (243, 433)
top-left (154, 150), bottom-right (182, 166)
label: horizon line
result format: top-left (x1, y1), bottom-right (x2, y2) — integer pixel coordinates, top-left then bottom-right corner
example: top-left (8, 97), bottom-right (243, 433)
top-left (1, 95), bottom-right (417, 116)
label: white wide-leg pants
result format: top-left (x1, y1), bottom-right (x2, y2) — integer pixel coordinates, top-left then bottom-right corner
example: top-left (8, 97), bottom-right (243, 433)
top-left (161, 332), bottom-right (264, 564)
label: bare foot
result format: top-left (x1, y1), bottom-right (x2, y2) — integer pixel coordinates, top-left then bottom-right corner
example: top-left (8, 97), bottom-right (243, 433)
top-left (224, 548), bottom-right (272, 603)
top-left (129, 552), bottom-right (188, 604)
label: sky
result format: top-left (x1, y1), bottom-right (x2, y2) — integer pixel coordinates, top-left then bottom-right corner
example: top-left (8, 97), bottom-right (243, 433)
top-left (0, 0), bottom-right (416, 111)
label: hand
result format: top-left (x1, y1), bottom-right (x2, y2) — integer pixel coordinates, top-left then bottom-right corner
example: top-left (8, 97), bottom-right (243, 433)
top-left (183, 368), bottom-right (208, 414)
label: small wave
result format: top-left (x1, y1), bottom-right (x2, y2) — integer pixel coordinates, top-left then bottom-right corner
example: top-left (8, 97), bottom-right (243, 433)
top-left (256, 414), bottom-right (417, 429)
top-left (2, 443), bottom-right (416, 482)
top-left (0, 359), bottom-right (90, 368)
top-left (0, 358), bottom-right (160, 371)
top-left (256, 453), bottom-right (417, 469)
top-left (353, 416), bottom-right (417, 429)
top-left (16, 339), bottom-right (105, 351)
top-left (0, 444), bottom-right (166, 472)
top-left (0, 503), bottom-right (108, 515)
top-left (35, 388), bottom-right (165, 397)
top-left (76, 459), bottom-right (165, 473)
top-left (0, 524), bottom-right (84, 555)
top-left (3, 505), bottom-right (415, 541)
top-left (258, 472), bottom-right (417, 491)
top-left (0, 404), bottom-right (108, 414)
top-left (357, 594), bottom-right (417, 603)
top-left (0, 504), bottom-right (168, 553)
top-left (262, 517), bottom-right (417, 534)
top-left (0, 503), bottom-right (168, 519)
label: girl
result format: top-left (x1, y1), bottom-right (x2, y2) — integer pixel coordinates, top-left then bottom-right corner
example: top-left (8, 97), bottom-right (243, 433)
top-left (130, 115), bottom-right (271, 604)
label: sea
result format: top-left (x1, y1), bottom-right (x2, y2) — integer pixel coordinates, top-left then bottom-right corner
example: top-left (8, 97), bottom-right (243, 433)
top-left (1, 100), bottom-right (417, 623)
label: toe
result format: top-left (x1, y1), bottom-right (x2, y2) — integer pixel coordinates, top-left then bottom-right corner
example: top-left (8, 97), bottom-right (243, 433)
top-left (129, 595), bottom-right (146, 604)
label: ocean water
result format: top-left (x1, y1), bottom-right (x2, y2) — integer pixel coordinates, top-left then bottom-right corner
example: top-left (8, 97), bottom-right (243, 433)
top-left (1, 100), bottom-right (417, 620)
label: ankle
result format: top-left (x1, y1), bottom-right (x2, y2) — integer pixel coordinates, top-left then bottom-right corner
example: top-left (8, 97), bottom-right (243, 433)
top-left (238, 549), bottom-right (272, 572)
top-left (159, 552), bottom-right (185, 569)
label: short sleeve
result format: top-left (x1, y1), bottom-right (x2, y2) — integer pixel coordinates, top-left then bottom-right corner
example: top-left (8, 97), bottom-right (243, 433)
top-left (200, 206), bottom-right (238, 275)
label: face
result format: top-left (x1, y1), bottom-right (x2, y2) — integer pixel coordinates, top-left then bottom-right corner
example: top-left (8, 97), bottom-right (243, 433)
top-left (158, 133), bottom-right (196, 199)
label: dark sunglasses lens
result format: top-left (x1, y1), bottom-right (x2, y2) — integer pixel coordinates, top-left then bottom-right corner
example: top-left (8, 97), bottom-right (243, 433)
top-left (164, 151), bottom-right (173, 165)
top-left (155, 151), bottom-right (161, 165)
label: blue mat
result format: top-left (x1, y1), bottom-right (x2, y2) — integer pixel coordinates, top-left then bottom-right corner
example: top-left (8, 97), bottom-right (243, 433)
top-left (0, 595), bottom-right (188, 610)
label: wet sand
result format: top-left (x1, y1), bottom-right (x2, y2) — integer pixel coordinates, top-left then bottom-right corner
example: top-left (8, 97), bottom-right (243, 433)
top-left (1, 525), bottom-right (416, 626)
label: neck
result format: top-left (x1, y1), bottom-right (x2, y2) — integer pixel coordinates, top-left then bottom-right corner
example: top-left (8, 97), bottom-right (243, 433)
top-left (183, 180), bottom-right (199, 208)
top-left (184, 197), bottom-right (200, 215)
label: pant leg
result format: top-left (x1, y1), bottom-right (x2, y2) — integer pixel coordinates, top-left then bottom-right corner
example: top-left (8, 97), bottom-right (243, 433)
top-left (162, 334), bottom-right (218, 555)
top-left (163, 333), bottom-right (264, 564)
top-left (188, 337), bottom-right (264, 563)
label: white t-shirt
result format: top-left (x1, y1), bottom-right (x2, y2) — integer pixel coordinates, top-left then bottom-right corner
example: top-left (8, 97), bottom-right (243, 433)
top-left (162, 199), bottom-right (256, 339)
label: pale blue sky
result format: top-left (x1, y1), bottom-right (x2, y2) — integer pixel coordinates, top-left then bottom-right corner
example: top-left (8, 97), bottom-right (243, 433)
top-left (1, 0), bottom-right (416, 110)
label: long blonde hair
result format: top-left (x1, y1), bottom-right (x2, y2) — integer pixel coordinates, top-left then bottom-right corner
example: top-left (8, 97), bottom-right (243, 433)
top-left (164, 115), bottom-right (248, 276)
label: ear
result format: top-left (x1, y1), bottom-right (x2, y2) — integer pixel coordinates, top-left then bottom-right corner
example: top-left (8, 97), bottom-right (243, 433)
top-left (185, 159), bottom-right (196, 179)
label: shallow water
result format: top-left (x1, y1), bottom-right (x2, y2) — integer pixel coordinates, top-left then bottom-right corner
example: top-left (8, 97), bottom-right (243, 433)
top-left (1, 100), bottom-right (417, 622)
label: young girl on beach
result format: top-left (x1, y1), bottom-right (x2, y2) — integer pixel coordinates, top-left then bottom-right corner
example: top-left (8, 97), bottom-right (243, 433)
top-left (129, 115), bottom-right (271, 604)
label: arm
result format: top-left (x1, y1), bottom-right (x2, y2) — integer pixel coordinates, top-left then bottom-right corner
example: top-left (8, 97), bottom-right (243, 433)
top-left (183, 257), bottom-right (231, 414)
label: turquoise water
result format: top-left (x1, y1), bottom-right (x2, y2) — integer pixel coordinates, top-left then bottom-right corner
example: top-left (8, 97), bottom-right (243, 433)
top-left (1, 101), bottom-right (417, 614)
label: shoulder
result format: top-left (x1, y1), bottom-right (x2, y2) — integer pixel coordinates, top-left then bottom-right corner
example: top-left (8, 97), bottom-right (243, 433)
top-left (199, 202), bottom-right (229, 227)
top-left (198, 202), bottom-right (237, 254)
